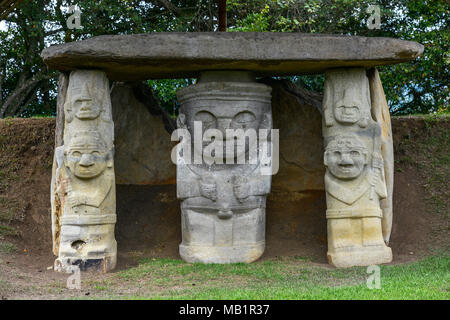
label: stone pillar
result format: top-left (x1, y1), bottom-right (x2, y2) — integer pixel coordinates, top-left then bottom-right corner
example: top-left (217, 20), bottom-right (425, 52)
top-left (175, 71), bottom-right (272, 263)
top-left (368, 69), bottom-right (394, 244)
top-left (322, 68), bottom-right (392, 268)
top-left (51, 70), bottom-right (117, 273)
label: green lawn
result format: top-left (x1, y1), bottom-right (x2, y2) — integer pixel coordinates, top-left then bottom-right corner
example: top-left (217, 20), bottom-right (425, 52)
top-left (74, 254), bottom-right (449, 300)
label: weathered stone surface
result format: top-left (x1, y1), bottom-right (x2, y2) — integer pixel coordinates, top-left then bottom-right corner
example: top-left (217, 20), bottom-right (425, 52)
top-left (175, 71), bottom-right (272, 263)
top-left (322, 68), bottom-right (392, 268)
top-left (111, 83), bottom-right (176, 185)
top-left (52, 70), bottom-right (117, 273)
top-left (368, 69), bottom-right (394, 244)
top-left (269, 80), bottom-right (324, 193)
top-left (41, 32), bottom-right (423, 80)
top-left (55, 73), bottom-right (68, 148)
top-left (104, 80), bottom-right (324, 190)
top-left (51, 73), bottom-right (68, 255)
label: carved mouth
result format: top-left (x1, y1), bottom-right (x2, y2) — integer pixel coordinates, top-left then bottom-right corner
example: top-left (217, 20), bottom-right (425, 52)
top-left (338, 164), bottom-right (354, 172)
top-left (78, 171), bottom-right (93, 176)
top-left (76, 168), bottom-right (97, 176)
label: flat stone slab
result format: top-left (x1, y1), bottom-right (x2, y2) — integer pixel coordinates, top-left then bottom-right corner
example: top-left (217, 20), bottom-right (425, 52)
top-left (41, 32), bottom-right (423, 80)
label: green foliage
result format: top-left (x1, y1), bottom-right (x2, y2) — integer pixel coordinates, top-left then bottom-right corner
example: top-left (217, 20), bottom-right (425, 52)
top-left (0, 0), bottom-right (58, 118)
top-left (0, 0), bottom-right (448, 117)
top-left (147, 78), bottom-right (194, 116)
top-left (227, 0), bottom-right (449, 115)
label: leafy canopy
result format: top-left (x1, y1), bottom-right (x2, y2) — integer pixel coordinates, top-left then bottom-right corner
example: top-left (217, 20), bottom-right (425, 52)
top-left (0, 0), bottom-right (448, 117)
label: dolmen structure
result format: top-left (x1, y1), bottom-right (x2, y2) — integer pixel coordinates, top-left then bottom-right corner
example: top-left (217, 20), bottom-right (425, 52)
top-left (41, 32), bottom-right (423, 272)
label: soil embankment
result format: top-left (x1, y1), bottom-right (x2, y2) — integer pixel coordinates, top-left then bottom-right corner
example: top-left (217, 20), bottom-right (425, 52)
top-left (0, 116), bottom-right (448, 272)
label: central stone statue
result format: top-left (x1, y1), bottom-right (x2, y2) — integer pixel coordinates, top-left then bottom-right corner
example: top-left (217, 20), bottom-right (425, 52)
top-left (175, 71), bottom-right (273, 263)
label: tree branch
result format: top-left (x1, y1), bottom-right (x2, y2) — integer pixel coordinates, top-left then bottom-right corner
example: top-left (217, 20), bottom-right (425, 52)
top-left (0, 74), bottom-right (51, 118)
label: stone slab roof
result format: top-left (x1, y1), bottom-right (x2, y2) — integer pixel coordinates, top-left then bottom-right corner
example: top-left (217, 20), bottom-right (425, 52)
top-left (41, 32), bottom-right (423, 80)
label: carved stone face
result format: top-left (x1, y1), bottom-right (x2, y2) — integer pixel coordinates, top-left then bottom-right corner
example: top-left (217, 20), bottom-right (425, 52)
top-left (181, 100), bottom-right (270, 162)
top-left (70, 84), bottom-right (103, 120)
top-left (65, 70), bottom-right (110, 122)
top-left (325, 136), bottom-right (368, 180)
top-left (334, 97), bottom-right (362, 125)
top-left (186, 102), bottom-right (266, 133)
top-left (65, 132), bottom-right (110, 179)
top-left (324, 69), bottom-right (371, 128)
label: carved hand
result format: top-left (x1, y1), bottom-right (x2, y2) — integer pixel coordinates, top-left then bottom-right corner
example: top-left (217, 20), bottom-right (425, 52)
top-left (370, 153), bottom-right (384, 199)
top-left (372, 153), bottom-right (384, 169)
top-left (68, 194), bottom-right (86, 208)
top-left (232, 176), bottom-right (250, 202)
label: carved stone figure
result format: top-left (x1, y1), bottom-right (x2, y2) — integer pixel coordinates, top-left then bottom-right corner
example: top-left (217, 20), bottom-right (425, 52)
top-left (63, 131), bottom-right (115, 211)
top-left (322, 68), bottom-right (392, 267)
top-left (323, 68), bottom-right (371, 130)
top-left (51, 70), bottom-right (116, 273)
top-left (63, 70), bottom-right (114, 147)
top-left (175, 71), bottom-right (272, 263)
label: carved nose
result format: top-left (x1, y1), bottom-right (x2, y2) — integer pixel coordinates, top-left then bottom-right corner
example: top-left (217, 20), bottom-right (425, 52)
top-left (79, 154), bottom-right (94, 167)
top-left (340, 153), bottom-right (354, 165)
top-left (80, 100), bottom-right (92, 111)
top-left (218, 210), bottom-right (233, 220)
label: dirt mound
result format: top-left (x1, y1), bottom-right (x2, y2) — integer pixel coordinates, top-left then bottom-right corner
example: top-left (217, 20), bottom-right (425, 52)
top-left (0, 118), bottom-right (54, 259)
top-left (0, 116), bottom-right (448, 272)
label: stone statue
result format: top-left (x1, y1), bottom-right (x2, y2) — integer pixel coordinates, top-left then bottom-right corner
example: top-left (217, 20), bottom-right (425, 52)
top-left (175, 71), bottom-right (272, 263)
top-left (322, 68), bottom-right (392, 267)
top-left (63, 70), bottom-right (114, 148)
top-left (323, 68), bottom-right (371, 129)
top-left (63, 131), bottom-right (114, 212)
top-left (52, 70), bottom-right (116, 273)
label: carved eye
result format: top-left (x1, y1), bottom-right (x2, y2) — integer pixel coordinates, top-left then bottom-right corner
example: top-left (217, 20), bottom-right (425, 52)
top-left (72, 151), bottom-right (82, 158)
top-left (91, 151), bottom-right (101, 157)
top-left (333, 151), bottom-right (341, 157)
top-left (234, 111), bottom-right (256, 124)
top-left (350, 151), bottom-right (360, 157)
top-left (195, 111), bottom-right (216, 125)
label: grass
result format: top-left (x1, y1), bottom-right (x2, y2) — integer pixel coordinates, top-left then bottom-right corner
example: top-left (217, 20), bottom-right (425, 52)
top-left (0, 241), bottom-right (17, 253)
top-left (69, 254), bottom-right (449, 300)
top-left (0, 224), bottom-right (19, 237)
